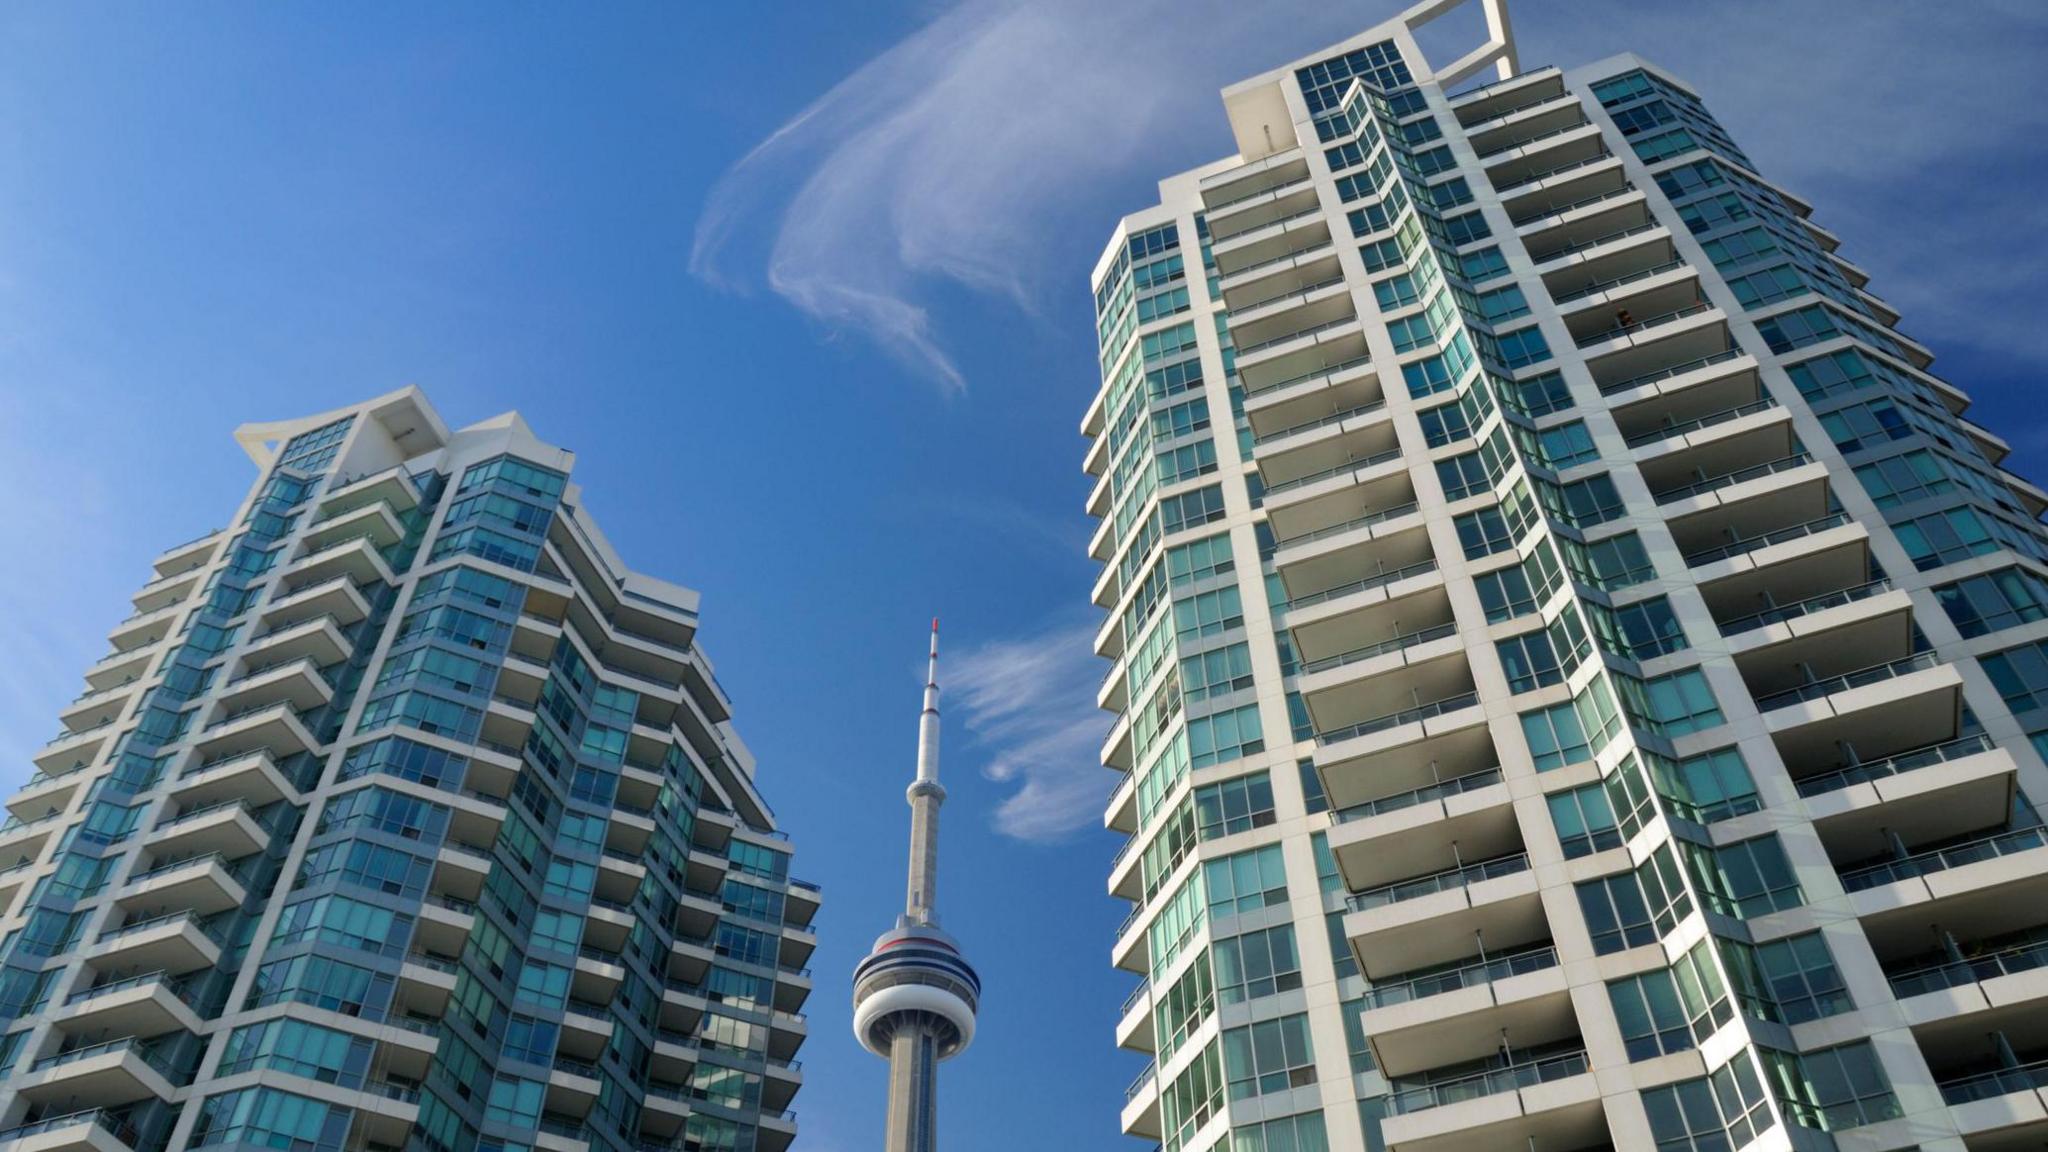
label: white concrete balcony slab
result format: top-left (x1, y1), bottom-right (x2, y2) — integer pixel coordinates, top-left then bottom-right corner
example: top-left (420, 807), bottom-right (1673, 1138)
top-left (92, 910), bottom-right (223, 975)
top-left (287, 532), bottom-right (395, 588)
top-left (59, 972), bottom-right (205, 1038)
top-left (14, 1039), bottom-right (182, 1107)
top-left (0, 1110), bottom-right (139, 1152)
top-left (1328, 772), bottom-right (1516, 894)
top-left (260, 573), bottom-right (370, 630)
top-left (115, 852), bottom-right (247, 916)
top-left (1806, 740), bottom-right (2016, 867)
top-left (319, 463), bottom-right (421, 520)
top-left (241, 614), bottom-right (352, 669)
top-left (83, 647), bottom-right (155, 694)
top-left (175, 746), bottom-right (301, 810)
top-left (1379, 1055), bottom-right (1603, 1152)
top-left (192, 700), bottom-right (319, 763)
top-left (145, 800), bottom-right (272, 861)
top-left (1345, 853), bottom-right (1547, 979)
top-left (1363, 952), bottom-right (1572, 1076)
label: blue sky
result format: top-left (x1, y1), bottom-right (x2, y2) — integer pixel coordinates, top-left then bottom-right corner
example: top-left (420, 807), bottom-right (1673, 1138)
top-left (2, 2), bottom-right (2046, 1149)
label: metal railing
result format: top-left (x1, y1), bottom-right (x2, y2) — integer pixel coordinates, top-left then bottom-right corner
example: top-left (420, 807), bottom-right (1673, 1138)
top-left (1624, 397), bottom-right (1777, 449)
top-left (31, 1036), bottom-right (182, 1082)
top-left (1125, 1060), bottom-right (1157, 1103)
top-left (1532, 220), bottom-right (1660, 266)
top-left (1264, 446), bottom-right (1402, 497)
top-left (1719, 578), bottom-right (1891, 637)
top-left (1212, 205), bottom-right (1324, 253)
top-left (1888, 931), bottom-right (2048, 1000)
top-left (1204, 172), bottom-right (1313, 214)
top-left (1683, 511), bottom-right (1850, 568)
top-left (1553, 259), bottom-right (1687, 308)
top-left (65, 969), bottom-right (197, 1010)
top-left (1939, 1057), bottom-right (2048, 1106)
top-left (1332, 767), bottom-right (1502, 826)
top-left (1241, 353), bottom-right (1370, 399)
top-left (1316, 692), bottom-right (1479, 747)
top-left (1653, 452), bottom-right (1811, 505)
top-left (1842, 826), bottom-right (2048, 892)
top-left (1254, 399), bottom-right (1386, 446)
top-left (1795, 734), bottom-right (1995, 799)
top-left (1270, 501), bottom-right (1420, 554)
top-left (1580, 301), bottom-right (1715, 349)
top-left (1299, 623), bottom-right (1458, 676)
top-left (1219, 241), bottom-right (1339, 293)
top-left (1348, 850), bottom-right (1528, 912)
top-left (1754, 650), bottom-right (1942, 713)
top-left (1386, 1048), bottom-right (1589, 1115)
top-left (98, 908), bottom-right (225, 946)
top-left (1236, 315), bottom-right (1360, 360)
top-left (1232, 274), bottom-right (1348, 318)
top-left (1363, 945), bottom-right (1558, 1010)
top-left (1492, 151), bottom-right (1614, 197)
top-left (0, 1110), bottom-right (138, 1149)
top-left (1476, 118), bottom-right (1591, 159)
top-left (1598, 347), bottom-right (1742, 397)
top-left (1284, 559), bottom-right (1440, 612)
top-left (1515, 185), bottom-right (1641, 234)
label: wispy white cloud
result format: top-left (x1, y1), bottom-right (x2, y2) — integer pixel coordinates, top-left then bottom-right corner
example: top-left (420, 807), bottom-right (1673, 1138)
top-left (696, 0), bottom-right (2048, 384)
top-left (947, 619), bottom-right (1110, 842)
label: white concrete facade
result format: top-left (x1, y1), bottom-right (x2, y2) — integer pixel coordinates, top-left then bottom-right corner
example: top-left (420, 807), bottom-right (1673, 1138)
top-left (1087, 4), bottom-right (2048, 1151)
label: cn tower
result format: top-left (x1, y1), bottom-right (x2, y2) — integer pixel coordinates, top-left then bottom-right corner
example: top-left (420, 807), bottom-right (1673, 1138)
top-left (851, 622), bottom-right (982, 1152)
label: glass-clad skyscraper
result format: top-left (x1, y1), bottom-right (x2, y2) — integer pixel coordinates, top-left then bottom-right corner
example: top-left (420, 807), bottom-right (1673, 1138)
top-left (1086, 2), bottom-right (2048, 1149)
top-left (0, 389), bottom-right (814, 1152)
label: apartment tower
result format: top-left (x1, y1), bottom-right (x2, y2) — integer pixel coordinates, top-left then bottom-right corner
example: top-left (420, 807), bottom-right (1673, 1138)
top-left (0, 390), bottom-right (815, 1152)
top-left (1087, 2), bottom-right (2048, 1150)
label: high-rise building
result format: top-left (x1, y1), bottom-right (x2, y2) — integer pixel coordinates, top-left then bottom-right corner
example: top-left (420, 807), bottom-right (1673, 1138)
top-left (0, 389), bottom-right (816, 1152)
top-left (1086, 3), bottom-right (2048, 1150)
top-left (851, 624), bottom-right (981, 1152)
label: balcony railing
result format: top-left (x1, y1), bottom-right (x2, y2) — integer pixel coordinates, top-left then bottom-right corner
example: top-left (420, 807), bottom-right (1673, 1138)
top-left (97, 908), bottom-right (225, 947)
top-left (1269, 501), bottom-right (1420, 555)
top-left (1254, 399), bottom-right (1387, 446)
top-left (1552, 259), bottom-right (1687, 308)
top-left (1205, 172), bottom-right (1313, 214)
top-left (1241, 353), bottom-right (1370, 399)
top-left (1718, 578), bottom-right (1890, 637)
top-left (1121, 978), bottom-right (1150, 1019)
top-left (1476, 119), bottom-right (1589, 159)
top-left (1221, 242), bottom-right (1340, 296)
top-left (1598, 347), bottom-right (1742, 397)
top-left (1533, 220), bottom-right (1659, 267)
top-left (1654, 453), bottom-right (1811, 506)
top-left (1233, 274), bottom-right (1348, 317)
top-left (1386, 1047), bottom-right (1589, 1115)
top-left (1515, 185), bottom-right (1640, 234)
top-left (1492, 151), bottom-right (1613, 197)
top-left (1363, 945), bottom-right (1558, 1010)
top-left (1283, 560), bottom-right (1439, 613)
top-left (30, 1036), bottom-right (182, 1083)
top-left (1888, 931), bottom-right (2048, 1000)
top-left (64, 970), bottom-right (199, 1011)
top-left (1754, 651), bottom-right (1942, 713)
top-left (1348, 851), bottom-right (1529, 913)
top-left (1939, 1057), bottom-right (2048, 1106)
top-left (1683, 511), bottom-right (1850, 568)
top-left (1624, 398), bottom-right (1777, 449)
top-left (1316, 692), bottom-right (1479, 747)
top-left (1263, 446), bottom-right (1402, 497)
top-left (1584, 301), bottom-right (1716, 349)
top-left (1794, 734), bottom-right (1994, 799)
top-left (1125, 1060), bottom-right (1157, 1103)
top-left (0, 1110), bottom-right (139, 1149)
top-left (1332, 767), bottom-right (1502, 825)
top-left (1298, 623), bottom-right (1458, 677)
top-left (1236, 315), bottom-right (1359, 360)
top-left (1840, 827), bottom-right (2048, 893)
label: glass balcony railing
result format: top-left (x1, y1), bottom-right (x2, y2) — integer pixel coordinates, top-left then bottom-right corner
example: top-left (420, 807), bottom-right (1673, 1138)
top-left (1316, 692), bottom-right (1479, 747)
top-left (1622, 397), bottom-right (1776, 449)
top-left (1254, 399), bottom-right (1387, 446)
top-left (1717, 578), bottom-right (1890, 637)
top-left (1386, 1047), bottom-right (1589, 1115)
top-left (1683, 511), bottom-right (1850, 568)
top-left (1298, 623), bottom-right (1458, 676)
top-left (1281, 560), bottom-right (1440, 612)
top-left (1552, 259), bottom-right (1687, 309)
top-left (1268, 502), bottom-right (1420, 556)
top-left (1840, 827), bottom-right (2048, 893)
top-left (1263, 446), bottom-right (1402, 497)
top-left (1653, 452), bottom-right (1810, 506)
top-left (1793, 734), bottom-right (1994, 799)
top-left (1240, 353), bottom-right (1370, 399)
top-left (1363, 945), bottom-right (1559, 1010)
top-left (1332, 767), bottom-right (1502, 825)
top-left (1754, 651), bottom-right (1942, 713)
top-left (1236, 315), bottom-right (1361, 360)
top-left (1888, 931), bottom-right (2048, 1000)
top-left (1939, 1057), bottom-right (2048, 1106)
top-left (1348, 851), bottom-right (1528, 913)
top-left (0, 1110), bottom-right (138, 1150)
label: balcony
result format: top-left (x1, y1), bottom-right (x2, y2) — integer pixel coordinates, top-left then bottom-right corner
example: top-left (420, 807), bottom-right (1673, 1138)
top-left (1806, 739), bottom-right (2017, 882)
top-left (1668, 469), bottom-right (1834, 575)
top-left (1266, 465), bottom-right (1419, 566)
top-left (1218, 241), bottom-right (1342, 321)
top-left (1500, 156), bottom-right (1628, 229)
top-left (0, 1110), bottom-right (139, 1152)
top-left (1208, 204), bottom-right (1331, 280)
top-left (1713, 572), bottom-right (1889, 641)
top-left (1379, 1044), bottom-right (1603, 1152)
top-left (1291, 580), bottom-right (1455, 676)
top-left (1235, 317), bottom-right (1368, 396)
top-left (170, 748), bottom-right (306, 809)
top-left (1120, 1060), bottom-right (1160, 1139)
top-left (1200, 150), bottom-right (1311, 214)
top-left (62, 971), bottom-right (205, 1038)
top-left (153, 528), bottom-right (221, 578)
top-left (1729, 584), bottom-right (1914, 696)
top-left (1452, 68), bottom-right (1564, 127)
top-left (115, 852), bottom-right (249, 916)
top-left (0, 812), bottom-right (65, 863)
top-left (1479, 119), bottom-right (1606, 190)
top-left (320, 463), bottom-right (421, 520)
top-left (302, 500), bottom-right (406, 554)
top-left (1243, 359), bottom-right (1379, 441)
top-left (218, 656), bottom-right (335, 716)
top-left (1841, 826), bottom-right (2048, 896)
top-left (260, 574), bottom-right (370, 631)
top-left (1886, 922), bottom-right (2048, 1004)
top-left (1327, 766), bottom-right (1515, 900)
top-left (93, 910), bottom-right (224, 974)
top-left (1251, 395), bottom-right (1391, 485)
top-left (106, 601), bottom-right (181, 655)
top-left (1303, 642), bottom-right (1473, 763)
top-left (14, 1037), bottom-right (185, 1106)
top-left (145, 799), bottom-right (275, 860)
top-left (33, 723), bottom-right (116, 777)
top-left (1315, 694), bottom-right (1493, 815)
top-left (1523, 196), bottom-right (1655, 266)
top-left (83, 646), bottom-right (154, 694)
top-left (1468, 91), bottom-right (1585, 156)
top-left (193, 700), bottom-right (318, 762)
top-left (287, 531), bottom-right (395, 588)
top-left (7, 766), bottom-right (90, 823)
top-left (1204, 170), bottom-right (1318, 244)
top-left (244, 614), bottom-right (353, 671)
top-left (1362, 946), bottom-right (1572, 1076)
top-left (1343, 847), bottom-right (1546, 979)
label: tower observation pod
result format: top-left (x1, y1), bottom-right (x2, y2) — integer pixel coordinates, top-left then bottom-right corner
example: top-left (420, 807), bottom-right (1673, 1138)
top-left (851, 622), bottom-right (981, 1152)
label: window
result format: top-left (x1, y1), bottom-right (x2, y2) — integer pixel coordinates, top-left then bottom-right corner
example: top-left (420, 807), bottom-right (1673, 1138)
top-left (1548, 758), bottom-right (1653, 858)
top-left (1166, 533), bottom-right (1235, 587)
top-left (1205, 844), bottom-right (1288, 919)
top-left (1474, 544), bottom-right (1562, 623)
top-left (1223, 1014), bottom-right (1317, 1100)
top-left (1761, 1043), bottom-right (1901, 1132)
top-left (1492, 326), bottom-right (1551, 370)
top-left (1609, 940), bottom-right (1734, 1060)
top-left (1231, 1111), bottom-right (1329, 1152)
top-left (1162, 485), bottom-right (1228, 533)
top-left (1214, 924), bottom-right (1303, 1004)
top-left (1576, 844), bottom-right (1693, 954)
top-left (1161, 1041), bottom-right (1226, 1152)
top-left (1497, 370), bottom-right (1572, 417)
top-left (1194, 773), bottom-right (1275, 839)
top-left (1641, 1053), bottom-right (1777, 1152)
top-left (1680, 836), bottom-right (1803, 919)
top-left (1721, 932), bottom-right (1851, 1025)
top-left (1588, 596), bottom-right (1689, 660)
top-left (1175, 586), bottom-right (1243, 644)
top-left (1181, 643), bottom-right (1254, 705)
top-left (1149, 872), bottom-right (1207, 977)
top-left (1520, 699), bottom-right (1590, 772)
top-left (1539, 473), bottom-right (1625, 529)
top-left (1188, 705), bottom-right (1263, 769)
top-left (1618, 668), bottom-right (1723, 737)
top-left (1563, 532), bottom-right (1655, 591)
top-left (1645, 747), bottom-right (1760, 823)
top-left (1980, 639), bottom-right (2048, 716)
top-left (1519, 420), bottom-right (1597, 470)
top-left (1153, 949), bottom-right (1215, 1062)
top-left (1478, 284), bottom-right (1530, 323)
top-left (1855, 449), bottom-right (1952, 509)
top-left (1497, 628), bottom-right (1564, 694)
top-left (1895, 506), bottom-right (1997, 571)
top-left (1937, 568), bottom-right (2048, 638)
top-left (191, 1088), bottom-right (352, 1152)
top-left (1820, 398), bottom-right (1913, 454)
